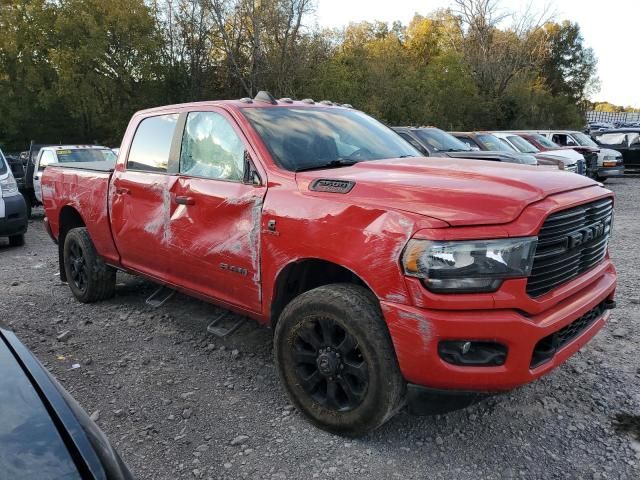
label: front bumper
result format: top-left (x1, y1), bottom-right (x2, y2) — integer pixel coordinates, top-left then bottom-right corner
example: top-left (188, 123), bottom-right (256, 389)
top-left (598, 166), bottom-right (625, 177)
top-left (381, 260), bottom-right (616, 392)
top-left (0, 194), bottom-right (28, 237)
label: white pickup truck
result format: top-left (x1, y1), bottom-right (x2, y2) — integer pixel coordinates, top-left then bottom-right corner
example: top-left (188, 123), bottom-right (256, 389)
top-left (33, 145), bottom-right (116, 203)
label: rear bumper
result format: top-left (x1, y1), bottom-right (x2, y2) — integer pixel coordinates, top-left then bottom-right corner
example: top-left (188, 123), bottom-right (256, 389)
top-left (0, 194), bottom-right (28, 237)
top-left (381, 261), bottom-right (616, 392)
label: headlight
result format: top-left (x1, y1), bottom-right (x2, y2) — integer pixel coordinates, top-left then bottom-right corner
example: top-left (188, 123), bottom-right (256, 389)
top-left (603, 155), bottom-right (617, 161)
top-left (0, 175), bottom-right (19, 197)
top-left (402, 237), bottom-right (538, 293)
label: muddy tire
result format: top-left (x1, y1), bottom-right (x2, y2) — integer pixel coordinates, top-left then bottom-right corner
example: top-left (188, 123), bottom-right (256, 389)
top-left (63, 227), bottom-right (116, 303)
top-left (9, 234), bottom-right (25, 247)
top-left (274, 283), bottom-right (405, 437)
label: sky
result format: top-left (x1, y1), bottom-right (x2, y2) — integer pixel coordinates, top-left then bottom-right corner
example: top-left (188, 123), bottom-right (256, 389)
top-left (314, 0), bottom-right (639, 107)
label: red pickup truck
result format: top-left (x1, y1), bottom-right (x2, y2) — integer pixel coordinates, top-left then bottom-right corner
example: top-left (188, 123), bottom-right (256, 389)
top-left (41, 93), bottom-right (617, 436)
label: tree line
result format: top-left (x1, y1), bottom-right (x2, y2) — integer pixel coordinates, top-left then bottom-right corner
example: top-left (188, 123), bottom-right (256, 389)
top-left (0, 0), bottom-right (598, 151)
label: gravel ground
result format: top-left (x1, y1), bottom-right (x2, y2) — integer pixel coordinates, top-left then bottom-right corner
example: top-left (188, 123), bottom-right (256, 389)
top-left (1, 178), bottom-right (640, 480)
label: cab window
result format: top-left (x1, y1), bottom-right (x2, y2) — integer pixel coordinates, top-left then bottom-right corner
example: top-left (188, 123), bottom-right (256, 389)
top-left (127, 114), bottom-right (179, 172)
top-left (179, 111), bottom-right (245, 182)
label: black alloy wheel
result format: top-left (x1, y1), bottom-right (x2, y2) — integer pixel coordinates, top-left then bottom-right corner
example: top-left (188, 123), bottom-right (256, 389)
top-left (292, 316), bottom-right (368, 411)
top-left (68, 240), bottom-right (89, 294)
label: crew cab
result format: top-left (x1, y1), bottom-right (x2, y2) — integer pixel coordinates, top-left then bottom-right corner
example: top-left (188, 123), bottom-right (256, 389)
top-left (41, 92), bottom-right (617, 436)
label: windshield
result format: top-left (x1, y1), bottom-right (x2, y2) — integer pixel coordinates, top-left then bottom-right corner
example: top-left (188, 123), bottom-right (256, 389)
top-left (55, 149), bottom-right (116, 163)
top-left (476, 134), bottom-right (514, 152)
top-left (507, 135), bottom-right (539, 153)
top-left (532, 134), bottom-right (559, 149)
top-left (413, 129), bottom-right (470, 152)
top-left (572, 132), bottom-right (598, 147)
top-left (242, 107), bottom-right (418, 171)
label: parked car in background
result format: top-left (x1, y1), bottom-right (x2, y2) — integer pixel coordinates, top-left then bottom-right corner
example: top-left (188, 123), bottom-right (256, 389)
top-left (4, 153), bottom-right (27, 192)
top-left (450, 132), bottom-right (556, 172)
top-left (22, 142), bottom-right (57, 217)
top-left (535, 130), bottom-right (624, 182)
top-left (393, 127), bottom-right (537, 164)
top-left (41, 93), bottom-right (617, 435)
top-left (501, 132), bottom-right (594, 178)
top-left (491, 132), bottom-right (584, 174)
top-left (0, 149), bottom-right (28, 246)
top-left (591, 128), bottom-right (640, 174)
top-left (0, 321), bottom-right (133, 479)
top-left (33, 145), bottom-right (117, 204)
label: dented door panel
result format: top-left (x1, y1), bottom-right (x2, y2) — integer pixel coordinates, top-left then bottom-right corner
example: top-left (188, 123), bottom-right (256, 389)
top-left (169, 176), bottom-right (266, 311)
top-left (110, 171), bottom-right (181, 283)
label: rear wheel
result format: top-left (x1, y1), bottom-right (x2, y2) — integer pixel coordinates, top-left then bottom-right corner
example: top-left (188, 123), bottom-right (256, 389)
top-left (274, 284), bottom-right (405, 437)
top-left (9, 234), bottom-right (25, 247)
top-left (63, 227), bottom-right (116, 303)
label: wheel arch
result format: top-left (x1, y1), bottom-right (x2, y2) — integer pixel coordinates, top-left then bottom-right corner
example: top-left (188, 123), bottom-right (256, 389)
top-left (269, 258), bottom-right (377, 328)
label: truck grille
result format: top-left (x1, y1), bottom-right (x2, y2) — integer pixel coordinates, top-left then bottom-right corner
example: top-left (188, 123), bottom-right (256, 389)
top-left (530, 301), bottom-right (606, 368)
top-left (526, 198), bottom-right (613, 297)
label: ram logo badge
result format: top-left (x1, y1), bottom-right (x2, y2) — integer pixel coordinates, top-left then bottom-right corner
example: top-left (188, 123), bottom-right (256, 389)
top-left (309, 179), bottom-right (355, 194)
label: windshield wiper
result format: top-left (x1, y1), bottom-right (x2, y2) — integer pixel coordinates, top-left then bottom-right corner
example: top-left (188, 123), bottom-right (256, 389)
top-left (295, 159), bottom-right (359, 172)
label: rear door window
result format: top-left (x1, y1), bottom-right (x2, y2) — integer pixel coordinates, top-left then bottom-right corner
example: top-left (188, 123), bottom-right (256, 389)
top-left (0, 152), bottom-right (7, 175)
top-left (127, 114), bottom-right (179, 172)
top-left (179, 111), bottom-right (245, 182)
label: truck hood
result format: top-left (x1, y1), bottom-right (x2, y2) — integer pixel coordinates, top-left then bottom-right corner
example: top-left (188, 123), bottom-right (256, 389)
top-left (295, 157), bottom-right (597, 226)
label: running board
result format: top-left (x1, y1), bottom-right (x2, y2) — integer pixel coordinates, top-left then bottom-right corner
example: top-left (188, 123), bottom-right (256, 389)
top-left (207, 312), bottom-right (244, 338)
top-left (145, 285), bottom-right (176, 308)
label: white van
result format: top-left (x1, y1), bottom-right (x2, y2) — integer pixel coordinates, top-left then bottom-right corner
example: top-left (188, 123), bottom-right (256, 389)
top-left (0, 149), bottom-right (28, 246)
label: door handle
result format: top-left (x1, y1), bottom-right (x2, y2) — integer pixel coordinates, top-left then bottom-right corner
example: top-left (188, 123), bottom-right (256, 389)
top-left (115, 187), bottom-right (130, 195)
top-left (175, 196), bottom-right (195, 206)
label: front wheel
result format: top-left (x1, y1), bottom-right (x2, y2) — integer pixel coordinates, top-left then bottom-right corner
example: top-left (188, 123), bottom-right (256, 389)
top-left (274, 284), bottom-right (405, 437)
top-left (63, 227), bottom-right (116, 303)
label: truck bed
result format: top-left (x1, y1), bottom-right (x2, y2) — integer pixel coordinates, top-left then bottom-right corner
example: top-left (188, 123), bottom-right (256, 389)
top-left (42, 164), bottom-right (120, 266)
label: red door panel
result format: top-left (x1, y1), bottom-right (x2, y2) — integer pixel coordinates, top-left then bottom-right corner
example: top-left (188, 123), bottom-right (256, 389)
top-left (169, 176), bottom-right (266, 312)
top-left (110, 171), bottom-right (181, 283)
